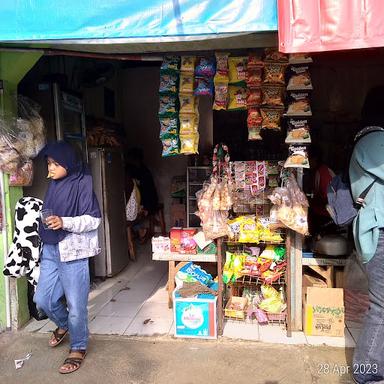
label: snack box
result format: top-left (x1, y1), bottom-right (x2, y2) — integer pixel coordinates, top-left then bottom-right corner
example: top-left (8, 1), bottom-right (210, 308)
top-left (224, 296), bottom-right (248, 320)
top-left (170, 227), bottom-right (197, 254)
top-left (173, 291), bottom-right (217, 339)
top-left (151, 236), bottom-right (171, 254)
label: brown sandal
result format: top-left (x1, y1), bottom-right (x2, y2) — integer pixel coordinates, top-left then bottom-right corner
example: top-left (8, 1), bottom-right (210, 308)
top-left (59, 349), bottom-right (87, 374)
top-left (49, 328), bottom-right (68, 347)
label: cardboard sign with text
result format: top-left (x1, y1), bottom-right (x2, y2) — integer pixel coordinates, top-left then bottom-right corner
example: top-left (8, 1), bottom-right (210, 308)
top-left (304, 287), bottom-right (345, 337)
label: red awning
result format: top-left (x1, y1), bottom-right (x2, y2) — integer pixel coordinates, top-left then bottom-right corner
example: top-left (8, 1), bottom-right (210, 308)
top-left (278, 0), bottom-right (384, 53)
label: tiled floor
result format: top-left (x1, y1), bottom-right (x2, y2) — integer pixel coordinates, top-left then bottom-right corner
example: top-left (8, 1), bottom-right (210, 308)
top-left (24, 243), bottom-right (359, 347)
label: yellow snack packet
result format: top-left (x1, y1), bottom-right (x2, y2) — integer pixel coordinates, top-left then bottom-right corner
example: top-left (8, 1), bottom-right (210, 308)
top-left (180, 56), bottom-right (196, 73)
top-left (228, 56), bottom-right (248, 84)
top-left (179, 93), bottom-right (198, 115)
top-left (228, 85), bottom-right (247, 111)
top-left (179, 73), bottom-right (194, 94)
top-left (179, 114), bottom-right (199, 135)
top-left (180, 133), bottom-right (199, 155)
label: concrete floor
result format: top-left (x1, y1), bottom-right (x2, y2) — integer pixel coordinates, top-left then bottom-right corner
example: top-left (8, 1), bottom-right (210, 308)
top-left (24, 243), bottom-right (359, 348)
top-left (0, 331), bottom-right (355, 384)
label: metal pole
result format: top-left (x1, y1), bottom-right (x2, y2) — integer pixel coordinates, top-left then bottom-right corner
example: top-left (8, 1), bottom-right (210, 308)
top-left (52, 83), bottom-right (63, 140)
top-left (0, 172), bottom-right (11, 330)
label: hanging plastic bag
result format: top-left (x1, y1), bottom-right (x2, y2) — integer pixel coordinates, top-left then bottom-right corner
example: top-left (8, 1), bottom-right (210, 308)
top-left (9, 160), bottom-right (34, 187)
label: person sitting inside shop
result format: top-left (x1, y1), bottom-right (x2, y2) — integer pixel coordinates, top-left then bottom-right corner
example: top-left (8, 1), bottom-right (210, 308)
top-left (125, 147), bottom-right (159, 242)
top-left (307, 146), bottom-right (335, 236)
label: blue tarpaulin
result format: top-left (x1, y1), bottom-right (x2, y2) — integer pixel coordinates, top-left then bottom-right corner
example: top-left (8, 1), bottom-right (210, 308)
top-left (0, 0), bottom-right (277, 42)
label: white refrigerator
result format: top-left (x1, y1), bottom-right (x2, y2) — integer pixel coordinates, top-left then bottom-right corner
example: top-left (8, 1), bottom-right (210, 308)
top-left (88, 148), bottom-right (129, 278)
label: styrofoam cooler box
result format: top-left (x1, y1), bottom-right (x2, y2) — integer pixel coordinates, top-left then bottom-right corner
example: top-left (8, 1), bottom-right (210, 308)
top-left (173, 291), bottom-right (217, 339)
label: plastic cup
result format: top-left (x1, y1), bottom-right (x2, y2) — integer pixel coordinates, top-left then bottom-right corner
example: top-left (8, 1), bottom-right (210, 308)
top-left (40, 209), bottom-right (54, 230)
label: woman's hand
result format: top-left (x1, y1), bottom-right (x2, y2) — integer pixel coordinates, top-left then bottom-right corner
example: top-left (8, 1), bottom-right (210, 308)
top-left (46, 216), bottom-right (63, 230)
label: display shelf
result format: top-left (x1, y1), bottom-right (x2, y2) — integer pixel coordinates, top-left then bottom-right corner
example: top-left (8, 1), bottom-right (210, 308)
top-left (187, 166), bottom-right (212, 227)
top-left (302, 257), bottom-right (347, 266)
top-left (152, 252), bottom-right (217, 262)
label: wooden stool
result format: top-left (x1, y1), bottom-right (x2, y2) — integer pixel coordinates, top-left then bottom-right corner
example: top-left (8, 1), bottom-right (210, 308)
top-left (126, 224), bottom-right (136, 261)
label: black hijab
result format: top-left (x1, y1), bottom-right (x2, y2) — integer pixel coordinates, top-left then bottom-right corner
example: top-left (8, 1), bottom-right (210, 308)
top-left (39, 141), bottom-right (101, 244)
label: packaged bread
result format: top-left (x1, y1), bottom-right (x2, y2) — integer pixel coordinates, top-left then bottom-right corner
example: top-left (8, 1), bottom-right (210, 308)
top-left (287, 66), bottom-right (313, 91)
top-left (285, 119), bottom-right (311, 144)
top-left (285, 92), bottom-right (312, 116)
top-left (284, 146), bottom-right (310, 168)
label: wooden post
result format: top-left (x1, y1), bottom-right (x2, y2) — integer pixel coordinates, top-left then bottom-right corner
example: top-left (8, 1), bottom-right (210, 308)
top-left (217, 237), bottom-right (224, 335)
top-left (286, 230), bottom-right (292, 337)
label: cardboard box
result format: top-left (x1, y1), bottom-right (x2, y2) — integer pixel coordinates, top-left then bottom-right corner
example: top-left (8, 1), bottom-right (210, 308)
top-left (303, 287), bottom-right (345, 337)
top-left (173, 291), bottom-right (217, 339)
top-left (302, 273), bottom-right (327, 294)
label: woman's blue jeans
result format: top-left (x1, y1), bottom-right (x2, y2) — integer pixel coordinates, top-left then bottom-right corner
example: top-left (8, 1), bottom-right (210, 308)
top-left (34, 244), bottom-right (90, 351)
top-left (353, 230), bottom-right (384, 383)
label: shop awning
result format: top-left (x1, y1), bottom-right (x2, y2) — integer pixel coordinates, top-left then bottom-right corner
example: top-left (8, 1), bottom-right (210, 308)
top-left (278, 0), bottom-right (384, 53)
top-left (0, 0), bottom-right (277, 42)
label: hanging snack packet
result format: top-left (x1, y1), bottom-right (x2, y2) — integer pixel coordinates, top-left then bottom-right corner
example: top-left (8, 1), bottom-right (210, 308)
top-left (264, 48), bottom-right (288, 63)
top-left (289, 53), bottom-right (313, 64)
top-left (247, 67), bottom-right (263, 87)
top-left (161, 56), bottom-right (181, 71)
top-left (248, 126), bottom-right (262, 141)
top-left (159, 116), bottom-right (179, 138)
top-left (263, 63), bottom-right (286, 85)
top-left (285, 118), bottom-right (311, 144)
top-left (180, 56), bottom-right (196, 72)
top-left (158, 94), bottom-right (178, 116)
top-left (180, 133), bottom-right (199, 155)
top-left (159, 71), bottom-right (179, 94)
top-left (261, 108), bottom-right (283, 130)
top-left (287, 66), bottom-right (313, 91)
top-left (284, 145), bottom-right (310, 168)
top-left (261, 86), bottom-right (284, 107)
top-left (228, 57), bottom-right (248, 84)
top-left (286, 92), bottom-right (312, 116)
top-left (194, 76), bottom-right (214, 96)
top-left (179, 93), bottom-right (198, 115)
top-left (161, 135), bottom-right (180, 157)
top-left (179, 73), bottom-right (194, 94)
top-left (239, 216), bottom-right (259, 243)
top-left (248, 52), bottom-right (264, 68)
top-left (247, 88), bottom-right (262, 108)
top-left (213, 83), bottom-right (229, 110)
top-left (179, 114), bottom-right (199, 134)
top-left (215, 52), bottom-right (230, 81)
top-left (195, 57), bottom-right (216, 77)
top-left (228, 85), bottom-right (247, 110)
top-left (247, 108), bottom-right (262, 128)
